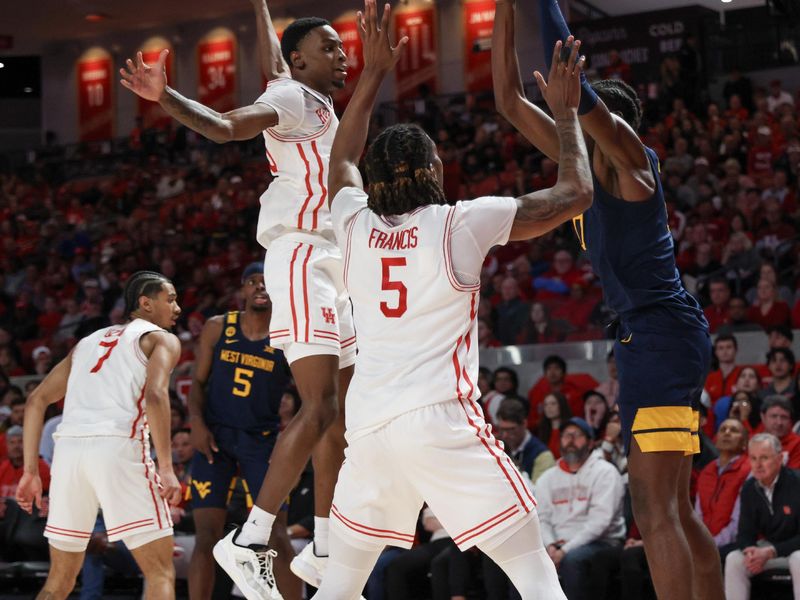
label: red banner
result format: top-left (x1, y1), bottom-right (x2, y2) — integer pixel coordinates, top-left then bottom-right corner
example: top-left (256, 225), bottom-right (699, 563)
top-left (138, 46), bottom-right (174, 130)
top-left (395, 7), bottom-right (437, 101)
top-left (77, 53), bottom-right (114, 142)
top-left (464, 0), bottom-right (495, 92)
top-left (197, 34), bottom-right (237, 112)
top-left (332, 16), bottom-right (363, 110)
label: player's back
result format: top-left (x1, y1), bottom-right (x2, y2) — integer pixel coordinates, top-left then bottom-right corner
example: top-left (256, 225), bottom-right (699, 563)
top-left (335, 189), bottom-right (516, 436)
top-left (256, 78), bottom-right (339, 247)
top-left (57, 319), bottom-right (163, 439)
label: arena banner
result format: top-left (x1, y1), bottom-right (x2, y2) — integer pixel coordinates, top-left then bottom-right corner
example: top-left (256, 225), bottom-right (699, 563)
top-left (197, 29), bottom-right (238, 113)
top-left (332, 14), bottom-right (364, 109)
top-left (571, 5), bottom-right (713, 91)
top-left (394, 5), bottom-right (437, 101)
top-left (138, 37), bottom-right (174, 130)
top-left (463, 0), bottom-right (495, 93)
top-left (77, 48), bottom-right (114, 142)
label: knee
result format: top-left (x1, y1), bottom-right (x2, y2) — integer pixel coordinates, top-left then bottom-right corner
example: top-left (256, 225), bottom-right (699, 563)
top-left (192, 526), bottom-right (223, 553)
top-left (725, 550), bottom-right (745, 573)
top-left (788, 550), bottom-right (800, 574)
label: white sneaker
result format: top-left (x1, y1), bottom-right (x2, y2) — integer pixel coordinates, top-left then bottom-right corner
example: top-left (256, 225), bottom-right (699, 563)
top-left (213, 528), bottom-right (284, 600)
top-left (289, 542), bottom-right (327, 588)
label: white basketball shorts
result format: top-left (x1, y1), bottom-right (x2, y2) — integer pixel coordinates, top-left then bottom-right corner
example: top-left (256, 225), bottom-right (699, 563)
top-left (330, 398), bottom-right (537, 551)
top-left (45, 436), bottom-right (173, 549)
top-left (265, 235), bottom-right (356, 368)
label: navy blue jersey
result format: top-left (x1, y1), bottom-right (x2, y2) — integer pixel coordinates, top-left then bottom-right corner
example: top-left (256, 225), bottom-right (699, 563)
top-left (572, 146), bottom-right (708, 332)
top-left (205, 311), bottom-right (290, 432)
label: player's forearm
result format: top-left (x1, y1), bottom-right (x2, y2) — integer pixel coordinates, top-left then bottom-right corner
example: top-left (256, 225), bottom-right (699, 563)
top-left (145, 389), bottom-right (174, 470)
top-left (252, 0), bottom-right (290, 81)
top-left (22, 400), bottom-right (46, 473)
top-left (158, 86), bottom-right (232, 143)
top-left (187, 383), bottom-right (208, 426)
top-left (331, 67), bottom-right (386, 167)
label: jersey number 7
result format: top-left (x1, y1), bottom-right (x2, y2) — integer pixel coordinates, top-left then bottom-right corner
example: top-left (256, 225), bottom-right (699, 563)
top-left (90, 339), bottom-right (119, 373)
top-left (380, 257), bottom-right (407, 318)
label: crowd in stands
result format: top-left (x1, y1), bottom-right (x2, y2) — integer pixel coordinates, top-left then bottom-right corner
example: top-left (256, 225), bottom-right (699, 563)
top-left (2, 58), bottom-right (800, 597)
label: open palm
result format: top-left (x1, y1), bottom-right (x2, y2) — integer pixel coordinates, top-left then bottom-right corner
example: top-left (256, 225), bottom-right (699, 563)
top-left (120, 49), bottom-right (169, 102)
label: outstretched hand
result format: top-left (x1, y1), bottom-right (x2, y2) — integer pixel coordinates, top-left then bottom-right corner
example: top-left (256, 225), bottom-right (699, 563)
top-left (120, 49), bottom-right (169, 102)
top-left (534, 36), bottom-right (585, 119)
top-left (357, 0), bottom-right (408, 74)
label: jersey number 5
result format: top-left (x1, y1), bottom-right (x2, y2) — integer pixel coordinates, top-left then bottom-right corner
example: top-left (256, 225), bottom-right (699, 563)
top-left (380, 257), bottom-right (407, 318)
top-left (233, 367), bottom-right (254, 397)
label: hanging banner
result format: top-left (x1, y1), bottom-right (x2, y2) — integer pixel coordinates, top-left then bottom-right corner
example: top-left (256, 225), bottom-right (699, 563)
top-left (395, 6), bottom-right (437, 101)
top-left (464, 0), bottom-right (495, 93)
top-left (138, 37), bottom-right (174, 130)
top-left (197, 29), bottom-right (237, 112)
top-left (332, 15), bottom-right (363, 110)
top-left (77, 48), bottom-right (114, 141)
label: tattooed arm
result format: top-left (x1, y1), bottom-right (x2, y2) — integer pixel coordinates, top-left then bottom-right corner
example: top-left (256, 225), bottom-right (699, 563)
top-left (120, 50), bottom-right (278, 143)
top-left (507, 39), bottom-right (592, 241)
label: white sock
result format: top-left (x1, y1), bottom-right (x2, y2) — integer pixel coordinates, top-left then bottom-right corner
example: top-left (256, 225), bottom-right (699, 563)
top-left (314, 517), bottom-right (330, 556)
top-left (237, 506), bottom-right (276, 547)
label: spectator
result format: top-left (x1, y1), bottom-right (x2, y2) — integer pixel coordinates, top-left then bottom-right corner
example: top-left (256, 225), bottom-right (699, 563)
top-left (537, 392), bottom-right (572, 459)
top-left (516, 301), bottom-right (566, 345)
top-left (477, 318), bottom-right (501, 348)
top-left (594, 351), bottom-right (619, 408)
top-left (756, 200), bottom-right (797, 254)
top-left (714, 367), bottom-right (764, 433)
top-left (760, 395), bottom-right (800, 468)
top-left (725, 94), bottom-right (750, 122)
top-left (747, 279), bottom-right (791, 330)
top-left (527, 355), bottom-right (588, 429)
top-left (550, 283), bottom-right (595, 334)
top-left (745, 263), bottom-right (794, 306)
top-left (536, 418), bottom-right (626, 600)
top-left (601, 49), bottom-right (632, 83)
top-left (728, 391), bottom-right (762, 436)
top-left (31, 346), bottom-right (53, 376)
top-left (724, 433), bottom-right (800, 600)
top-left (494, 397), bottom-right (555, 484)
top-left (704, 278), bottom-right (732, 333)
top-left (582, 391), bottom-right (609, 440)
top-left (532, 250), bottom-right (584, 301)
top-left (722, 71), bottom-right (753, 112)
top-left (595, 404), bottom-right (627, 478)
top-left (493, 278), bottom-right (529, 345)
top-left (0, 426), bottom-right (51, 499)
top-left (171, 428), bottom-right (194, 486)
top-left (761, 348), bottom-right (797, 401)
top-left (766, 325), bottom-right (794, 351)
top-left (481, 366), bottom-right (519, 425)
top-left (747, 126), bottom-right (776, 183)
top-left (766, 79), bottom-right (795, 114)
top-left (705, 333), bottom-right (742, 405)
top-left (718, 296), bottom-right (762, 335)
top-left (695, 418), bottom-right (750, 548)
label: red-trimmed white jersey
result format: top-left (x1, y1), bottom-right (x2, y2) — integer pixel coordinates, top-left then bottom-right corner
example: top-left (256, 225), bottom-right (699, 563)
top-left (56, 319), bottom-right (163, 439)
top-left (331, 187), bottom-right (517, 437)
top-left (255, 78), bottom-right (339, 247)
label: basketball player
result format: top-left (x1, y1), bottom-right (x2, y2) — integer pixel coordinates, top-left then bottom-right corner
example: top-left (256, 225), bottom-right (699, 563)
top-left (492, 1), bottom-right (722, 598)
top-left (16, 271), bottom-right (182, 600)
top-left (313, 2), bottom-right (590, 597)
top-left (187, 263), bottom-right (300, 600)
top-left (120, 3), bottom-right (355, 595)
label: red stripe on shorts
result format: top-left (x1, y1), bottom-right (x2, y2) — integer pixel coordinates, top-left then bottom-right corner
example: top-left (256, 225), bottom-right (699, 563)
top-left (45, 527), bottom-right (91, 539)
top-left (106, 518), bottom-right (154, 534)
top-left (454, 506), bottom-right (521, 547)
top-left (331, 505), bottom-right (415, 543)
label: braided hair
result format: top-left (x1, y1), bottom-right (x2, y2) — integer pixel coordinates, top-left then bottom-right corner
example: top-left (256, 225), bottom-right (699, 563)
top-left (593, 79), bottom-right (643, 132)
top-left (364, 124), bottom-right (447, 216)
top-left (123, 271), bottom-right (171, 318)
top-left (281, 17), bottom-right (330, 66)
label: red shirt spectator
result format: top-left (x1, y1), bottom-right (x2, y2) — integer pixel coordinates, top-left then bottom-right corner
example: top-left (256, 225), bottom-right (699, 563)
top-left (602, 50), bottom-right (632, 83)
top-left (705, 333), bottom-right (742, 405)
top-left (527, 356), bottom-right (597, 429)
top-left (0, 429), bottom-right (51, 498)
top-left (761, 397), bottom-right (800, 469)
top-left (747, 279), bottom-right (791, 329)
top-left (704, 278), bottom-right (732, 334)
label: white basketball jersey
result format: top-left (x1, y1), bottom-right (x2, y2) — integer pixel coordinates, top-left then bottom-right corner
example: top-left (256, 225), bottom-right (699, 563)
top-left (331, 188), bottom-right (517, 437)
top-left (56, 319), bottom-right (164, 439)
top-left (255, 78), bottom-right (339, 248)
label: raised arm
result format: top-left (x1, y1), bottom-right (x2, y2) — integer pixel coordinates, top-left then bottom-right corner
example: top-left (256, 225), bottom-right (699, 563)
top-left (508, 40), bottom-right (592, 241)
top-left (492, 0), bottom-right (559, 162)
top-left (538, 0), bottom-right (651, 188)
top-left (17, 353), bottom-right (72, 513)
top-left (250, 0), bottom-right (291, 81)
top-left (328, 0), bottom-right (408, 203)
top-left (120, 50), bottom-right (278, 143)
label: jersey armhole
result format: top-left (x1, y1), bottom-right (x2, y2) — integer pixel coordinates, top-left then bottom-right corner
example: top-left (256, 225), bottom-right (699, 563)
top-left (343, 208), bottom-right (365, 290)
top-left (443, 207), bottom-right (481, 293)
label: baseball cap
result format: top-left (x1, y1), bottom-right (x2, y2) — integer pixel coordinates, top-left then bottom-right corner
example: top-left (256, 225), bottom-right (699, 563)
top-left (757, 126), bottom-right (772, 136)
top-left (694, 157), bottom-right (709, 167)
top-left (6, 425), bottom-right (23, 438)
top-left (32, 346), bottom-right (51, 360)
top-left (564, 417), bottom-right (595, 440)
top-left (242, 262), bottom-right (264, 283)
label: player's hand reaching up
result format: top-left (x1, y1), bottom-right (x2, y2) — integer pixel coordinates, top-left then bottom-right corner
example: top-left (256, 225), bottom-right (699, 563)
top-left (120, 50), bottom-right (169, 102)
top-left (357, 0), bottom-right (408, 74)
top-left (534, 36), bottom-right (586, 120)
top-left (158, 468), bottom-right (184, 507)
top-left (15, 471), bottom-right (43, 514)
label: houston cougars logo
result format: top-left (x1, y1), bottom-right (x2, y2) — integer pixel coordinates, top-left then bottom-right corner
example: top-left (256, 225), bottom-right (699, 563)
top-left (321, 307), bottom-right (336, 324)
top-left (316, 108), bottom-right (331, 125)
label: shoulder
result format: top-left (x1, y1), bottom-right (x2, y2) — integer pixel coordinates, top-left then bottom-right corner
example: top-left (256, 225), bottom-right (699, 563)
top-left (142, 329), bottom-right (181, 355)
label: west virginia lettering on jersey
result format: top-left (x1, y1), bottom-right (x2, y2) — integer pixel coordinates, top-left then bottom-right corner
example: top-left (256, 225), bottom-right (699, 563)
top-left (219, 350), bottom-right (275, 372)
top-left (368, 226), bottom-right (419, 250)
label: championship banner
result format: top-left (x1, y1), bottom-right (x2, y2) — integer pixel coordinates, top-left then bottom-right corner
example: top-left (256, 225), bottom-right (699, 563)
top-left (463, 0), bottom-right (495, 93)
top-left (395, 6), bottom-right (437, 101)
top-left (77, 48), bottom-right (114, 142)
top-left (197, 30), bottom-right (237, 113)
top-left (332, 15), bottom-right (364, 109)
top-left (138, 37), bottom-right (174, 130)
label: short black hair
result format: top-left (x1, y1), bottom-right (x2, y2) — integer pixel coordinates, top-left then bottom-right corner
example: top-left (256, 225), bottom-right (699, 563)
top-left (364, 124), bottom-right (447, 216)
top-left (493, 366), bottom-right (519, 394)
top-left (709, 277), bottom-right (730, 290)
top-left (281, 17), bottom-right (331, 66)
top-left (767, 347), bottom-right (796, 366)
top-left (123, 271), bottom-right (171, 317)
top-left (767, 325), bottom-right (794, 342)
top-left (496, 397), bottom-right (528, 425)
top-left (593, 79), bottom-right (642, 131)
top-left (543, 355), bottom-right (567, 373)
top-left (761, 394), bottom-right (793, 417)
top-left (715, 333), bottom-right (738, 350)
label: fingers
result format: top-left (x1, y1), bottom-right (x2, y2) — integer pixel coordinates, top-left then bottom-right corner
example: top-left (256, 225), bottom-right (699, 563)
top-left (380, 2), bottom-right (391, 33)
top-left (203, 447), bottom-right (214, 464)
top-left (573, 55), bottom-right (586, 76)
top-left (157, 48), bottom-right (169, 70)
top-left (549, 40), bottom-right (562, 73)
top-left (393, 35), bottom-right (409, 56)
top-left (35, 491), bottom-right (42, 511)
top-left (534, 70), bottom-right (547, 95)
top-left (567, 39), bottom-right (581, 72)
top-left (135, 51), bottom-right (145, 70)
top-left (356, 11), bottom-right (367, 40)
top-left (210, 435), bottom-right (219, 453)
